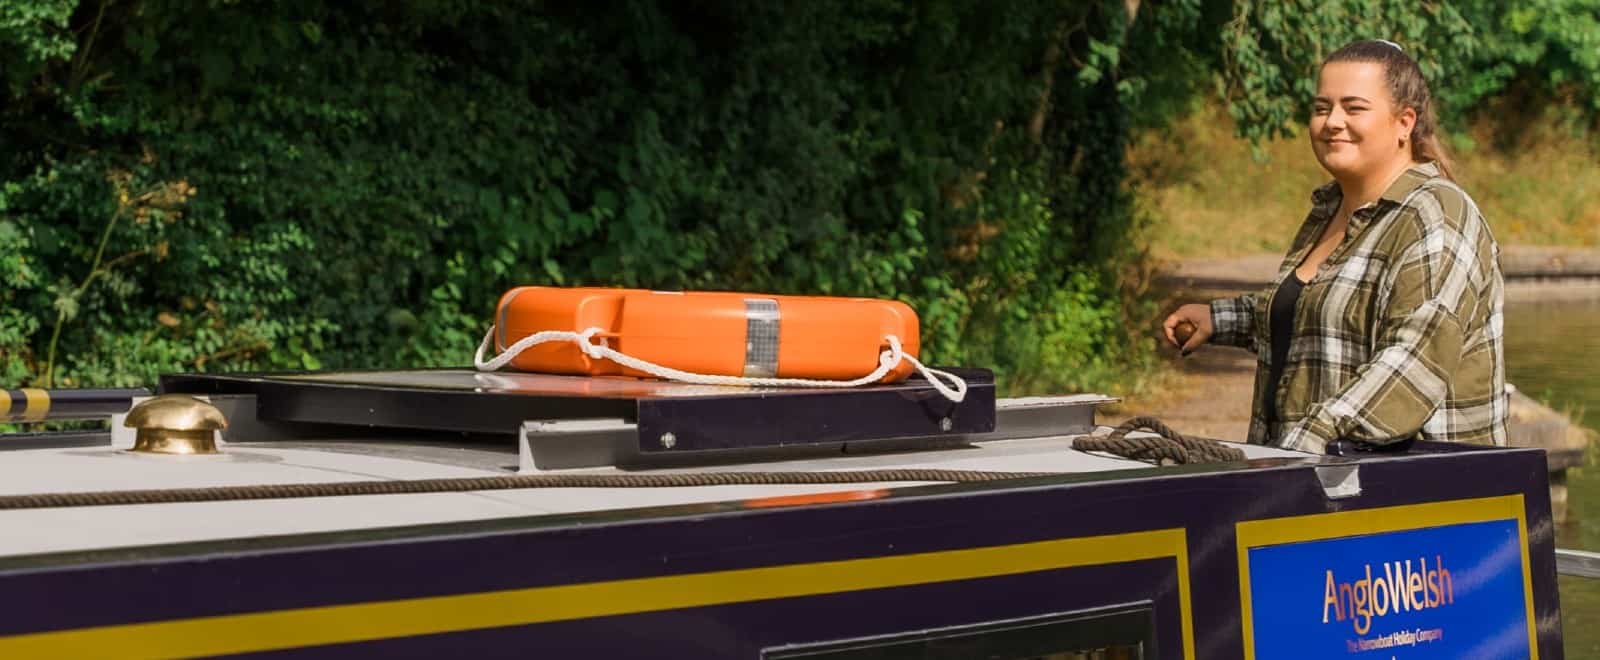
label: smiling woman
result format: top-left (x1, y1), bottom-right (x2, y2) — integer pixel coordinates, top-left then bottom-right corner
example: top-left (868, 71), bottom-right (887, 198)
top-left (1311, 41), bottom-right (1457, 185)
top-left (1162, 39), bottom-right (1506, 455)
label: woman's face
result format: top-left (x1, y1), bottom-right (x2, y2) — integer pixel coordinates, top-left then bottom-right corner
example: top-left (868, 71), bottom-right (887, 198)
top-left (1310, 61), bottom-right (1416, 182)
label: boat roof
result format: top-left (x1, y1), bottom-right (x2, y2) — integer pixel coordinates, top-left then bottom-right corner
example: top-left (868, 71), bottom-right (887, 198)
top-left (0, 428), bottom-right (1303, 559)
top-left (0, 370), bottom-right (1309, 559)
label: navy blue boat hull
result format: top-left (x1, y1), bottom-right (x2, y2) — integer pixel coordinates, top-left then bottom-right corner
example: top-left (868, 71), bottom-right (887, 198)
top-left (0, 443), bottom-right (1561, 659)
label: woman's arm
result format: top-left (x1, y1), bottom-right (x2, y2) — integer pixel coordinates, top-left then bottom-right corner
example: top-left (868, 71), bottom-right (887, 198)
top-left (1207, 293), bottom-right (1260, 353)
top-left (1276, 198), bottom-right (1487, 453)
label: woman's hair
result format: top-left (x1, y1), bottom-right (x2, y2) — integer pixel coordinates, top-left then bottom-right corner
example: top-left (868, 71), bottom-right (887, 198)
top-left (1323, 40), bottom-right (1456, 180)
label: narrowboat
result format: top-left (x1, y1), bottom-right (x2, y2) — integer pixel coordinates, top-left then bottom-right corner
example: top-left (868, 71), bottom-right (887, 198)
top-left (0, 364), bottom-right (1562, 659)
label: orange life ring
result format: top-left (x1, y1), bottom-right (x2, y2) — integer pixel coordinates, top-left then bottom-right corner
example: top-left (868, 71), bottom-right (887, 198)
top-left (492, 287), bottom-right (921, 383)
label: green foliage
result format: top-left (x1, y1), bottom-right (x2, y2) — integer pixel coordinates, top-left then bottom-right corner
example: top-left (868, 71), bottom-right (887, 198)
top-left (0, 0), bottom-right (76, 93)
top-left (1, 0), bottom-right (1167, 394)
top-left (3, 0), bottom-right (1592, 396)
top-left (1218, 0), bottom-right (1600, 141)
top-left (1453, 0), bottom-right (1600, 114)
top-left (0, 208), bottom-right (41, 385)
top-left (1219, 0), bottom-right (1473, 141)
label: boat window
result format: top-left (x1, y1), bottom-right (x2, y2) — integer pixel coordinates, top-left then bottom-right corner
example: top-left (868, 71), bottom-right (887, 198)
top-left (762, 602), bottom-right (1151, 660)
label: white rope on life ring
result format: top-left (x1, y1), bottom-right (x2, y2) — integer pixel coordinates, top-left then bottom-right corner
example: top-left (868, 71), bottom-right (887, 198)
top-left (473, 326), bottom-right (967, 403)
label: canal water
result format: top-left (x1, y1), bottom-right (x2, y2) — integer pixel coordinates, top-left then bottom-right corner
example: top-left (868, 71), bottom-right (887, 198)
top-left (1503, 298), bottom-right (1600, 658)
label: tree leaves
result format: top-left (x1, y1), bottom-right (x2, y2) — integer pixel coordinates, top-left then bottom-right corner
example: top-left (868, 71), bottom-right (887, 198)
top-left (7, 0), bottom-right (1586, 393)
top-left (1217, 0), bottom-right (1600, 141)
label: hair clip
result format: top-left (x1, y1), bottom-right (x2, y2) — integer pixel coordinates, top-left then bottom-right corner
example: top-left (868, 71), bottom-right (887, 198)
top-left (1376, 39), bottom-right (1404, 52)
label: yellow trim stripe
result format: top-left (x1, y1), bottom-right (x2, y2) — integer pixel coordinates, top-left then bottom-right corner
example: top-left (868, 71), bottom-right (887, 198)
top-left (1517, 503), bottom-right (1539, 660)
top-left (0, 390), bottom-right (10, 419)
top-left (0, 529), bottom-right (1194, 659)
top-left (20, 388), bottom-right (48, 422)
top-left (1235, 495), bottom-right (1536, 660)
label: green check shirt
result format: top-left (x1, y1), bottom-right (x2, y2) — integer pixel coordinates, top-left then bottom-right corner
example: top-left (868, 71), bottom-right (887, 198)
top-left (1208, 162), bottom-right (1507, 453)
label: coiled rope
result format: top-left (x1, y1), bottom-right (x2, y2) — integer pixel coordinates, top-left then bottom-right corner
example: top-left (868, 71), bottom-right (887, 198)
top-left (1074, 416), bottom-right (1246, 465)
top-left (474, 326), bottom-right (969, 403)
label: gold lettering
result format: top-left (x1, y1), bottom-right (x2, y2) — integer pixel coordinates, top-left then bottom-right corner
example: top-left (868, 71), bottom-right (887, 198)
top-left (1353, 573), bottom-right (1372, 634)
top-left (1321, 554), bottom-right (1458, 635)
top-left (1422, 556), bottom-right (1435, 607)
top-left (1372, 564), bottom-right (1389, 616)
top-left (1323, 570), bottom-right (1341, 623)
top-left (1427, 556), bottom-right (1440, 607)
top-left (1386, 561), bottom-right (1405, 612)
top-left (1407, 560), bottom-right (1425, 610)
top-left (1437, 555), bottom-right (1453, 605)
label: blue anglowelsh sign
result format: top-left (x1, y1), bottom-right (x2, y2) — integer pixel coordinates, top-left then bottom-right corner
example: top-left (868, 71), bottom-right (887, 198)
top-left (1244, 518), bottom-right (1532, 659)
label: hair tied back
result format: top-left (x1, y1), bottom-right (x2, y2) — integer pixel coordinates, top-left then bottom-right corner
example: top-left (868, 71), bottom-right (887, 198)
top-left (1324, 39), bottom-right (1457, 180)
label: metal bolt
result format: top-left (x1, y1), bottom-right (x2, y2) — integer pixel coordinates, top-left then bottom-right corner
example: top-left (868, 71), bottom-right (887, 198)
top-left (660, 432), bottom-right (677, 449)
top-left (939, 417), bottom-right (953, 432)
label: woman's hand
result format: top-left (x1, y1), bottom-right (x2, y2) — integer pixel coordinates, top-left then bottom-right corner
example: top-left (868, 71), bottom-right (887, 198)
top-left (1162, 304), bottom-right (1214, 356)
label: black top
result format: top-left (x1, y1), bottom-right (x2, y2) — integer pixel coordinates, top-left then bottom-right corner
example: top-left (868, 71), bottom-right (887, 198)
top-left (1264, 272), bottom-right (1307, 429)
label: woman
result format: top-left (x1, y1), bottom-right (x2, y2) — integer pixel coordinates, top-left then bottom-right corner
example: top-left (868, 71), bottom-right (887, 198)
top-left (1162, 40), bottom-right (1506, 453)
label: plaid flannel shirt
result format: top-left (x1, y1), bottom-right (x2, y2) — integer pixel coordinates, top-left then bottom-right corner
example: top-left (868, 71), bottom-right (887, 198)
top-left (1208, 162), bottom-right (1507, 454)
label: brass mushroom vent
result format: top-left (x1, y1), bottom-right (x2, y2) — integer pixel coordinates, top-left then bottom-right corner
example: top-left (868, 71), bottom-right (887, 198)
top-left (124, 394), bottom-right (228, 454)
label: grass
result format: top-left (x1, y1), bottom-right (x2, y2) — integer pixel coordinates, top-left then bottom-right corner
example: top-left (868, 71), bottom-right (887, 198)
top-left (1128, 105), bottom-right (1600, 259)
